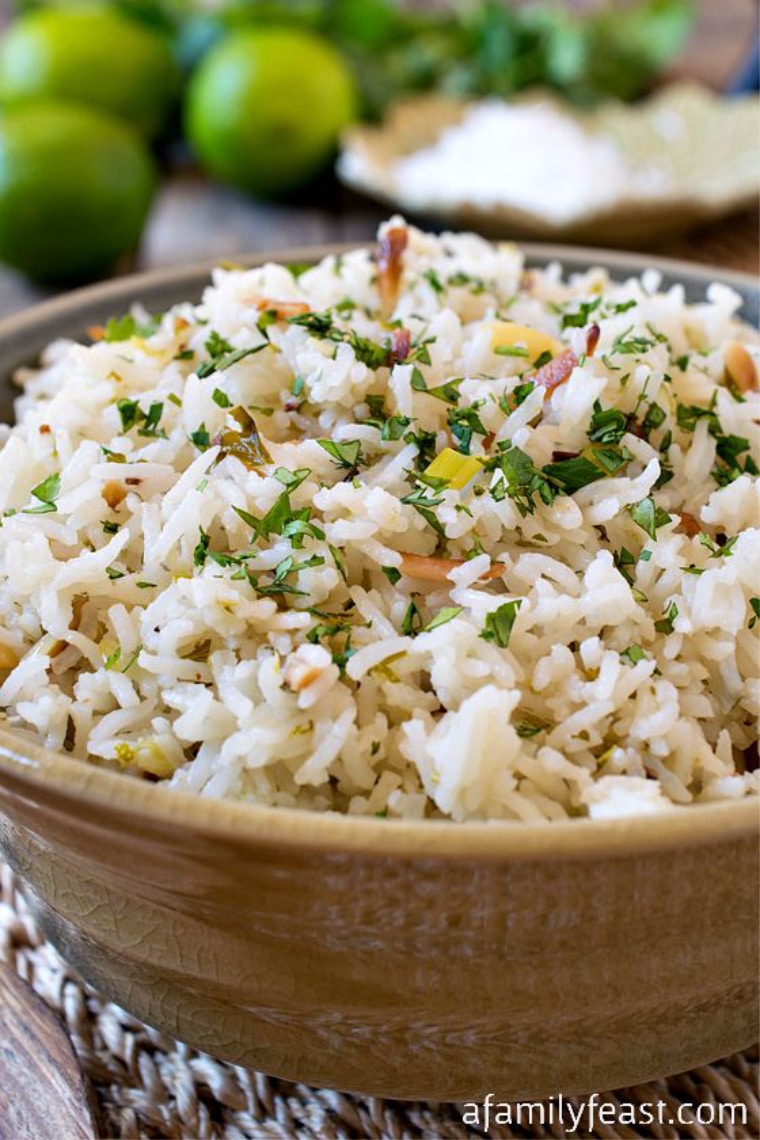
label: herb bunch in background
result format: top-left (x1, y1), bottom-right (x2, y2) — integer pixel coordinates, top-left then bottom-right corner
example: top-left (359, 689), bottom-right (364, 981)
top-left (1, 0), bottom-right (695, 283)
top-left (102, 0), bottom-right (694, 115)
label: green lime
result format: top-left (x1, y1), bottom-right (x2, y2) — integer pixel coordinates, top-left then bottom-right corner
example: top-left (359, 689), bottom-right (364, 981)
top-left (0, 101), bottom-right (156, 283)
top-left (0, 5), bottom-right (180, 139)
top-left (185, 27), bottom-right (358, 197)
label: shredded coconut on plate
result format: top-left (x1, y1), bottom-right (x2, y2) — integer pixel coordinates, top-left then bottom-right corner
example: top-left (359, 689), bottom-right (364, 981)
top-left (389, 100), bottom-right (673, 223)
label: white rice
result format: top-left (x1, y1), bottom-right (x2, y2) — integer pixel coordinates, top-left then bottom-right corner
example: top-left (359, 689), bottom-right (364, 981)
top-left (0, 219), bottom-right (758, 822)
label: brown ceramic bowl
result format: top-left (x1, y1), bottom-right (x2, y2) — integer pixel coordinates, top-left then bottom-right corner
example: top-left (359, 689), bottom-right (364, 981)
top-left (0, 247), bottom-right (757, 1102)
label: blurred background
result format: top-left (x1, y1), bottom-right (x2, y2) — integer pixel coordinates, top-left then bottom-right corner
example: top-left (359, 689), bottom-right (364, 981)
top-left (0, 0), bottom-right (756, 315)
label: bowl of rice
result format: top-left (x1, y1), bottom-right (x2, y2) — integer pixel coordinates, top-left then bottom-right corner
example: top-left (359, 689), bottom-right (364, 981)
top-left (0, 222), bottom-right (757, 1100)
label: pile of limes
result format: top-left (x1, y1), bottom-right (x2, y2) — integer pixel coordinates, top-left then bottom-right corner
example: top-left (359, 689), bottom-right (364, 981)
top-left (0, 4), bottom-right (358, 282)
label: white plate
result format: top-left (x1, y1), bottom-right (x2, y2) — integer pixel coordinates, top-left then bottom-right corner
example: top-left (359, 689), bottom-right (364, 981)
top-left (338, 83), bottom-right (760, 246)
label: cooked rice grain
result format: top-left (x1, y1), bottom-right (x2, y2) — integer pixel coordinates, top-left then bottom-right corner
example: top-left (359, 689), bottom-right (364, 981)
top-left (0, 220), bottom-right (758, 821)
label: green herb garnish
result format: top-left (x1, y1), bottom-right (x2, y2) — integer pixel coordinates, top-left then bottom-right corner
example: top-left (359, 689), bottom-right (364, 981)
top-left (480, 599), bottom-right (522, 648)
top-left (629, 497), bottom-right (671, 540)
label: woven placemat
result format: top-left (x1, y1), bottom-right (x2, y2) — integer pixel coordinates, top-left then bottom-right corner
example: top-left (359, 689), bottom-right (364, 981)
top-left (1, 863), bottom-right (757, 1140)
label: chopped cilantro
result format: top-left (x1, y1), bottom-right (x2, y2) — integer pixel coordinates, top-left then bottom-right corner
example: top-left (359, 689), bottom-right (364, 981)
top-left (543, 445), bottom-right (629, 493)
top-left (117, 399), bottom-right (139, 432)
top-left (401, 597), bottom-right (422, 636)
top-left (587, 401), bottom-right (628, 444)
top-left (610, 326), bottom-right (655, 355)
top-left (515, 718), bottom-right (548, 738)
top-left (194, 527), bottom-right (210, 567)
top-left (629, 497), bottom-right (671, 540)
top-left (654, 601), bottom-right (679, 634)
top-left (103, 313), bottom-right (159, 342)
top-left (382, 566), bottom-right (401, 585)
top-left (410, 365), bottom-right (463, 405)
top-left (317, 439), bottom-right (363, 470)
top-left (204, 330), bottom-right (232, 356)
top-left (287, 310), bottom-right (395, 370)
top-left (400, 484), bottom-right (446, 535)
top-left (676, 402), bottom-right (720, 434)
top-left (214, 407), bottom-right (272, 470)
top-left (448, 404), bottom-right (487, 454)
top-left (561, 297), bottom-right (601, 328)
top-left (423, 268), bottom-right (444, 295)
top-left (282, 518), bottom-right (325, 547)
top-left (24, 472), bottom-right (61, 514)
top-left (613, 546), bottom-right (636, 585)
top-left (31, 473), bottom-right (60, 504)
top-left (403, 427), bottom-right (438, 469)
top-left (494, 344), bottom-right (530, 358)
top-left (120, 646), bottom-right (142, 673)
top-left (197, 341), bottom-right (266, 379)
top-left (424, 606), bottom-right (463, 632)
top-left (487, 445), bottom-right (555, 516)
top-left (699, 533), bottom-right (738, 558)
top-left (137, 402), bottom-right (165, 437)
top-left (329, 543), bottom-right (347, 582)
top-left (190, 426), bottom-right (210, 450)
top-left (641, 401), bottom-right (666, 437)
top-left (750, 598), bottom-right (760, 630)
top-left (383, 414), bottom-right (413, 441)
top-left (407, 338), bottom-right (434, 365)
top-left (480, 599), bottom-right (522, 648)
top-left (212, 388), bottom-right (232, 408)
top-left (365, 397), bottom-right (412, 441)
top-left (620, 645), bottom-right (647, 664)
top-left (500, 380), bottom-right (535, 415)
top-left (117, 399), bottom-right (166, 439)
top-left (273, 466), bottom-right (310, 491)
top-left (677, 401), bottom-right (754, 485)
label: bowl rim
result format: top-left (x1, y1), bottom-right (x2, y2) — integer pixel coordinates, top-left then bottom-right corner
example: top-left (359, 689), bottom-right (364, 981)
top-left (0, 241), bottom-right (757, 351)
top-left (0, 243), bottom-right (757, 862)
top-left (0, 728), bottom-right (757, 860)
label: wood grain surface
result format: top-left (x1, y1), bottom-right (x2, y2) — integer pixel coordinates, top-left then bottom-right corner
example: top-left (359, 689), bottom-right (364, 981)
top-left (0, 961), bottom-right (98, 1140)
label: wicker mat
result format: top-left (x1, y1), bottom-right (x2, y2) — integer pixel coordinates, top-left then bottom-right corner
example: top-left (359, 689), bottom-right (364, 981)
top-left (1, 864), bottom-right (757, 1140)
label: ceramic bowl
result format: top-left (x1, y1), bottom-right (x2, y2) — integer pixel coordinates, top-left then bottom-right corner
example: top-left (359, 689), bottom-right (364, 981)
top-left (0, 247), bottom-right (757, 1102)
top-left (338, 83), bottom-right (760, 246)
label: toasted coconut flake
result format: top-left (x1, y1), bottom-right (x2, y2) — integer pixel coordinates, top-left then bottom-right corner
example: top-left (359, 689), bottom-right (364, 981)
top-left (399, 551), bottom-right (503, 582)
top-left (533, 348), bottom-right (578, 397)
top-left (256, 299), bottom-right (311, 319)
top-left (725, 341), bottom-right (758, 393)
top-left (389, 326), bottom-right (411, 363)
top-left (102, 481), bottom-right (127, 509)
top-left (679, 512), bottom-right (701, 537)
top-left (377, 224), bottom-right (408, 318)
